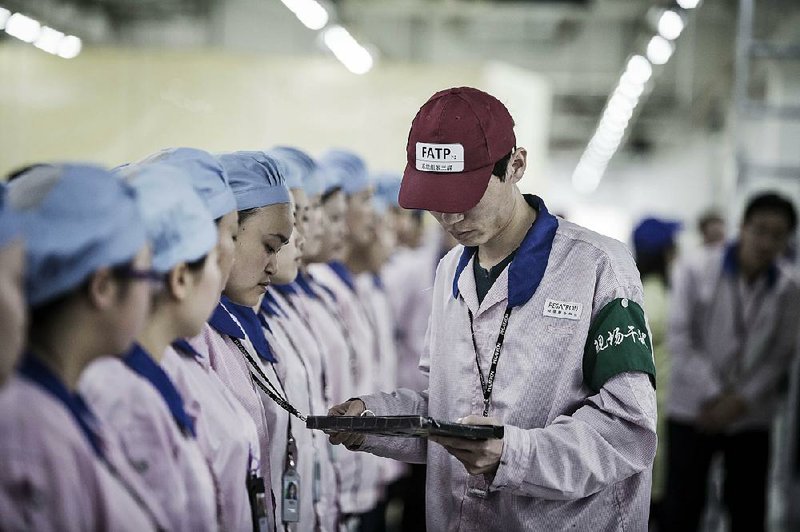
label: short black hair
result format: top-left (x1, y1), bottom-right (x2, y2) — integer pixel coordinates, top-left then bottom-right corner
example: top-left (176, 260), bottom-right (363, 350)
top-left (321, 186), bottom-right (342, 204)
top-left (635, 247), bottom-right (674, 286)
top-left (6, 163), bottom-right (48, 182)
top-left (743, 192), bottom-right (797, 232)
top-left (491, 151), bottom-right (514, 182)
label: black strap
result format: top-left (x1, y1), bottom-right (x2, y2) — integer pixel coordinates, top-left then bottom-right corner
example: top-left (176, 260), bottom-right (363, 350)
top-left (230, 336), bottom-right (307, 423)
top-left (467, 307), bottom-right (513, 417)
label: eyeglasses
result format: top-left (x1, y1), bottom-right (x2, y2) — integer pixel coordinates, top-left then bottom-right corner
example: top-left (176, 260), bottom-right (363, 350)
top-left (113, 266), bottom-right (165, 285)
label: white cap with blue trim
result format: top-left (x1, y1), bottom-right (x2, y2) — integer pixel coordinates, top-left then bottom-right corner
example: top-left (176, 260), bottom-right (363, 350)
top-left (319, 149), bottom-right (371, 196)
top-left (117, 162), bottom-right (218, 274)
top-left (7, 164), bottom-right (147, 307)
top-left (217, 151), bottom-right (291, 211)
top-left (137, 147), bottom-right (236, 220)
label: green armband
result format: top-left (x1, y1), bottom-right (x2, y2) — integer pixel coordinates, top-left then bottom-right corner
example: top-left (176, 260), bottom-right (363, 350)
top-left (583, 298), bottom-right (656, 392)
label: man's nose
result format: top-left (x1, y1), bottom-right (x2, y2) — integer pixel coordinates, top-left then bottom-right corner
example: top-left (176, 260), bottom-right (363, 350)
top-left (440, 212), bottom-right (465, 225)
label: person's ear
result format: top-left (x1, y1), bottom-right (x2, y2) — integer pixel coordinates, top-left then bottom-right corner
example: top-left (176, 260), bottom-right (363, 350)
top-left (86, 267), bottom-right (118, 310)
top-left (168, 263), bottom-right (191, 302)
top-left (506, 148), bottom-right (527, 185)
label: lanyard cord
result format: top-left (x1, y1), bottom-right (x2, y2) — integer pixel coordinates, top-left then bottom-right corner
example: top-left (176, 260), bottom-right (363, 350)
top-left (230, 336), bottom-right (308, 423)
top-left (266, 311), bottom-right (328, 531)
top-left (467, 306), bottom-right (513, 417)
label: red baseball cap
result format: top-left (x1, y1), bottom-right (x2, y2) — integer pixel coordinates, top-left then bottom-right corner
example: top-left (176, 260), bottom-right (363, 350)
top-left (399, 87), bottom-right (516, 214)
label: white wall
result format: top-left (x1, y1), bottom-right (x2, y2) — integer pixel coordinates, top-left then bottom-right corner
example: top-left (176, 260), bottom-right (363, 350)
top-left (0, 46), bottom-right (551, 180)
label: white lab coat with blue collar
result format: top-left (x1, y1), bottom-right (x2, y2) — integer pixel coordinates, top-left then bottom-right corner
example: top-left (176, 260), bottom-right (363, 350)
top-left (357, 196), bottom-right (658, 531)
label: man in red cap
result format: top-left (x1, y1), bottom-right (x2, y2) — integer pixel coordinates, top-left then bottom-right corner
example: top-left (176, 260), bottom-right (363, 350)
top-left (329, 87), bottom-right (657, 530)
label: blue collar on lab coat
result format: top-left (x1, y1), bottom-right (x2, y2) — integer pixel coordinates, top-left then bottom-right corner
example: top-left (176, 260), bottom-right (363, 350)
top-left (452, 194), bottom-right (559, 309)
top-left (328, 261), bottom-right (357, 292)
top-left (124, 344), bottom-right (196, 438)
top-left (295, 272), bottom-right (319, 300)
top-left (171, 339), bottom-right (202, 360)
top-left (224, 299), bottom-right (278, 363)
top-left (208, 296), bottom-right (245, 339)
top-left (18, 354), bottom-right (105, 458)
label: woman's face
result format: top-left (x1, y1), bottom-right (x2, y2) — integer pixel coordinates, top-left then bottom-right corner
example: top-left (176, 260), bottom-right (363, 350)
top-left (291, 189), bottom-right (310, 241)
top-left (224, 203), bottom-right (293, 307)
top-left (0, 240), bottom-right (26, 385)
top-left (216, 211), bottom-right (239, 290)
top-left (317, 191), bottom-right (347, 262)
top-left (273, 212), bottom-right (305, 284)
top-left (346, 189), bottom-right (374, 247)
top-left (302, 194), bottom-right (325, 260)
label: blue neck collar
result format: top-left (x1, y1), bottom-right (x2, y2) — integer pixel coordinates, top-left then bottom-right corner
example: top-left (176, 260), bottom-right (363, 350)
top-left (295, 272), bottom-right (319, 300)
top-left (722, 242), bottom-right (779, 288)
top-left (452, 194), bottom-right (559, 308)
top-left (208, 297), bottom-right (245, 339)
top-left (328, 261), bottom-right (356, 292)
top-left (18, 354), bottom-right (105, 458)
top-left (261, 291), bottom-right (287, 319)
top-left (124, 344), bottom-right (196, 438)
top-left (171, 339), bottom-right (202, 360)
top-left (273, 282), bottom-right (298, 296)
top-left (224, 299), bottom-right (278, 363)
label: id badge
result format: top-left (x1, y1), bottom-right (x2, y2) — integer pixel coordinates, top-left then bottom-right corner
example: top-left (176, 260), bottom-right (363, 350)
top-left (246, 472), bottom-right (270, 532)
top-left (281, 468), bottom-right (301, 523)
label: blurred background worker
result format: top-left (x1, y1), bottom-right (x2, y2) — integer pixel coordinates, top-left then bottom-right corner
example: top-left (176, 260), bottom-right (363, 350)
top-left (663, 193), bottom-right (800, 532)
top-left (698, 210), bottom-right (727, 248)
top-left (631, 216), bottom-right (682, 527)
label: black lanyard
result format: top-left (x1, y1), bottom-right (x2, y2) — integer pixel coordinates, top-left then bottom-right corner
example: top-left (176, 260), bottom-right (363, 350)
top-left (467, 306), bottom-right (513, 417)
top-left (230, 336), bottom-right (307, 423)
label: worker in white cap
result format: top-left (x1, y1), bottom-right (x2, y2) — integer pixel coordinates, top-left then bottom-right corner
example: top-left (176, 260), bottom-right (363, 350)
top-left (0, 164), bottom-right (168, 531)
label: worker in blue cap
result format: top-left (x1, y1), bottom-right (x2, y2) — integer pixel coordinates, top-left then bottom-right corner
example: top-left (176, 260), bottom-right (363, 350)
top-left (308, 149), bottom-right (384, 526)
top-left (192, 150), bottom-right (293, 532)
top-left (0, 183), bottom-right (26, 386)
top-left (141, 147), bottom-right (264, 532)
top-left (79, 161), bottom-right (220, 532)
top-left (135, 147), bottom-right (239, 291)
top-left (265, 146), bottom-right (346, 532)
top-left (0, 164), bottom-right (166, 531)
top-left (631, 216), bottom-right (682, 523)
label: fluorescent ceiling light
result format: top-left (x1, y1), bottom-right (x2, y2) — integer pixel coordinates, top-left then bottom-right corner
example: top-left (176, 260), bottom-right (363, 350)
top-left (615, 80), bottom-right (644, 101)
top-left (676, 0), bottom-right (701, 9)
top-left (280, 0), bottom-right (329, 31)
top-left (607, 94), bottom-right (637, 114)
top-left (323, 25), bottom-right (374, 74)
top-left (34, 26), bottom-right (65, 54)
top-left (572, 165), bottom-right (603, 194)
top-left (658, 10), bottom-right (684, 40)
top-left (5, 12), bottom-right (41, 43)
top-left (57, 35), bottom-right (82, 59)
top-left (0, 7), bottom-right (11, 30)
top-left (647, 35), bottom-right (674, 65)
top-left (625, 55), bottom-right (653, 84)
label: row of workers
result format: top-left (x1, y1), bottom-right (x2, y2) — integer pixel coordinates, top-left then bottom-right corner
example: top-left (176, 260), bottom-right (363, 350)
top-left (0, 146), bottom-right (433, 531)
